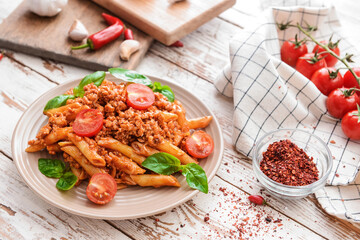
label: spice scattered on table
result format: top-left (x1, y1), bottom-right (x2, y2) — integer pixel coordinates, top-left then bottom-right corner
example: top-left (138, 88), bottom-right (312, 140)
top-left (260, 139), bottom-right (319, 186)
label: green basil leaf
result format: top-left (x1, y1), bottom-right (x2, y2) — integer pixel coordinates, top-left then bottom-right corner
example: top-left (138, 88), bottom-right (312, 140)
top-left (109, 68), bottom-right (152, 87)
top-left (142, 152), bottom-right (181, 175)
top-left (152, 82), bottom-right (175, 102)
top-left (56, 172), bottom-right (78, 191)
top-left (74, 71), bottom-right (106, 97)
top-left (181, 163), bottom-right (208, 194)
top-left (43, 94), bottom-right (75, 111)
top-left (160, 89), bottom-right (175, 102)
top-left (38, 158), bottom-right (66, 178)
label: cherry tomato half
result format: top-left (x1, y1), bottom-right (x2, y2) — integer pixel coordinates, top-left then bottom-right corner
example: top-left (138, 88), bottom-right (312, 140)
top-left (185, 130), bottom-right (214, 158)
top-left (341, 109), bottom-right (360, 140)
top-left (126, 83), bottom-right (155, 110)
top-left (326, 88), bottom-right (360, 119)
top-left (343, 68), bottom-right (360, 96)
top-left (281, 38), bottom-right (308, 68)
top-left (295, 53), bottom-right (327, 79)
top-left (313, 40), bottom-right (340, 67)
top-left (73, 109), bottom-right (103, 137)
top-left (311, 67), bottom-right (343, 96)
top-left (86, 173), bottom-right (117, 205)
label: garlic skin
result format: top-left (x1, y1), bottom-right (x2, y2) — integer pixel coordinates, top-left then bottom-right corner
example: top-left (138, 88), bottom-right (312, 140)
top-left (28, 0), bottom-right (68, 17)
top-left (119, 40), bottom-right (140, 61)
top-left (68, 19), bottom-right (88, 42)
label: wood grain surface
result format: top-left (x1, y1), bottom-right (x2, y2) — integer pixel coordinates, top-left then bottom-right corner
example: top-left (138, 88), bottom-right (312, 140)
top-left (0, 0), bottom-right (153, 71)
top-left (92, 0), bottom-right (236, 45)
top-left (1, 0), bottom-right (360, 239)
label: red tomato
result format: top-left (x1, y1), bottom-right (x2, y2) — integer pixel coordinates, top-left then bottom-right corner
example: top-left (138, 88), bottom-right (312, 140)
top-left (73, 109), bottom-right (103, 137)
top-left (341, 108), bottom-right (360, 140)
top-left (86, 173), bottom-right (117, 205)
top-left (326, 88), bottom-right (360, 119)
top-left (295, 53), bottom-right (327, 79)
top-left (281, 38), bottom-right (308, 68)
top-left (185, 130), bottom-right (214, 158)
top-left (311, 68), bottom-right (343, 96)
top-left (343, 68), bottom-right (360, 95)
top-left (313, 40), bottom-right (340, 67)
top-left (126, 83), bottom-right (155, 110)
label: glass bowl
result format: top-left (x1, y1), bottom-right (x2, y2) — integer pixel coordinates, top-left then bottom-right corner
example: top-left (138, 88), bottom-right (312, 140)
top-left (252, 128), bottom-right (333, 199)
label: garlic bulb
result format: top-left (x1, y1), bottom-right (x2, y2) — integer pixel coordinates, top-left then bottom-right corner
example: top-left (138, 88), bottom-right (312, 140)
top-left (68, 19), bottom-right (88, 41)
top-left (119, 40), bottom-right (140, 61)
top-left (28, 0), bottom-right (68, 17)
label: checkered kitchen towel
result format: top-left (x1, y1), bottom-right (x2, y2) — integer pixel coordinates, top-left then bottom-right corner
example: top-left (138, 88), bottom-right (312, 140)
top-left (215, 0), bottom-right (360, 222)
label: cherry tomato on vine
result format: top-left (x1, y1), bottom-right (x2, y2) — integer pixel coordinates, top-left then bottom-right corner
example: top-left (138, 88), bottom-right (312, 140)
top-left (341, 106), bottom-right (360, 140)
top-left (295, 52), bottom-right (327, 79)
top-left (126, 83), bottom-right (155, 110)
top-left (343, 68), bottom-right (360, 95)
top-left (73, 109), bottom-right (103, 137)
top-left (281, 36), bottom-right (308, 68)
top-left (312, 39), bottom-right (340, 67)
top-left (86, 173), bottom-right (117, 205)
top-left (311, 68), bottom-right (343, 96)
top-left (326, 88), bottom-right (360, 119)
top-left (185, 130), bottom-right (214, 158)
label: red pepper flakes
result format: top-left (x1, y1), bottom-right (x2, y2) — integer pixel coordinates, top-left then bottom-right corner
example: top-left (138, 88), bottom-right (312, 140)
top-left (260, 139), bottom-right (319, 186)
top-left (330, 140), bottom-right (336, 144)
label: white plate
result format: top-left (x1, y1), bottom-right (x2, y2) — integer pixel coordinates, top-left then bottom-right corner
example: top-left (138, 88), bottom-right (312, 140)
top-left (12, 73), bottom-right (224, 220)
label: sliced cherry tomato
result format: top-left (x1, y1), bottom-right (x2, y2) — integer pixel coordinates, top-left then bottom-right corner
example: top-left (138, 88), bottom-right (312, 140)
top-left (326, 88), bottom-right (360, 119)
top-left (73, 109), bottom-right (103, 137)
top-left (313, 40), bottom-right (340, 67)
top-left (126, 83), bottom-right (155, 110)
top-left (281, 37), bottom-right (308, 68)
top-left (311, 68), bottom-right (343, 96)
top-left (341, 107), bottom-right (360, 140)
top-left (185, 130), bottom-right (214, 158)
top-left (295, 52), bottom-right (327, 79)
top-left (343, 68), bottom-right (360, 96)
top-left (86, 173), bottom-right (117, 205)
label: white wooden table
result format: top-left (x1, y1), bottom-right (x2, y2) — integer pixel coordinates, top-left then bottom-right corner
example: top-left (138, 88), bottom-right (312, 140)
top-left (1, 0), bottom-right (360, 239)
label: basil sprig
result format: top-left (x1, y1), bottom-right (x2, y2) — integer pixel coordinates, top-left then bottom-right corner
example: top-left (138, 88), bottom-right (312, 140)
top-left (142, 153), bottom-right (208, 193)
top-left (109, 68), bottom-right (175, 102)
top-left (38, 158), bottom-right (77, 191)
top-left (43, 71), bottom-right (105, 111)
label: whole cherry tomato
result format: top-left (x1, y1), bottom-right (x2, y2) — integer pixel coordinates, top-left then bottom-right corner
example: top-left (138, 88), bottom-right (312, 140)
top-left (343, 68), bottom-right (360, 96)
top-left (326, 88), bottom-right (360, 119)
top-left (313, 39), bottom-right (340, 67)
top-left (281, 36), bottom-right (308, 68)
top-left (311, 68), bottom-right (343, 96)
top-left (295, 52), bottom-right (327, 79)
top-left (341, 106), bottom-right (360, 140)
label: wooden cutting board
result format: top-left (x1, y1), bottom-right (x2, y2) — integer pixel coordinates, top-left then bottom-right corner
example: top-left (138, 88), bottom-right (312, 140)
top-left (0, 0), bottom-right (153, 71)
top-left (92, 0), bottom-right (236, 45)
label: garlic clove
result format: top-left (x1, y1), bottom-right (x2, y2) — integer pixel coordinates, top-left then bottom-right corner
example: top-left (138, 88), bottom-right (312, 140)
top-left (28, 0), bottom-right (68, 17)
top-left (119, 40), bottom-right (140, 61)
top-left (68, 19), bottom-right (88, 42)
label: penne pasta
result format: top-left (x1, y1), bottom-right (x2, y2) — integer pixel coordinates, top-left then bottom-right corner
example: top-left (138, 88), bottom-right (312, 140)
top-left (97, 137), bottom-right (146, 165)
top-left (46, 143), bottom-right (62, 153)
top-left (68, 133), bottom-right (106, 167)
top-left (25, 143), bottom-right (46, 152)
top-left (131, 142), bottom-right (159, 157)
top-left (130, 174), bottom-right (180, 188)
top-left (44, 127), bottom-right (72, 145)
top-left (109, 152), bottom-right (145, 175)
top-left (57, 141), bottom-right (74, 147)
top-left (156, 140), bottom-right (198, 164)
top-left (44, 102), bottom-right (90, 121)
top-left (188, 116), bottom-right (212, 129)
top-left (70, 166), bottom-right (88, 185)
top-left (61, 145), bottom-right (106, 176)
top-left (160, 111), bottom-right (178, 122)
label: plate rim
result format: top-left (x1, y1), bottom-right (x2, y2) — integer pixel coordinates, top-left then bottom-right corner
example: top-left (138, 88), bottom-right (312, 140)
top-left (11, 73), bottom-right (224, 220)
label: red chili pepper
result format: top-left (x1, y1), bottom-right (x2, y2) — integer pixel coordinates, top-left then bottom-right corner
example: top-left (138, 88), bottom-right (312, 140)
top-left (71, 13), bottom-right (124, 50)
top-left (248, 195), bottom-right (267, 205)
top-left (0, 52), bottom-right (3, 61)
top-left (170, 40), bottom-right (183, 47)
top-left (124, 28), bottom-right (134, 40)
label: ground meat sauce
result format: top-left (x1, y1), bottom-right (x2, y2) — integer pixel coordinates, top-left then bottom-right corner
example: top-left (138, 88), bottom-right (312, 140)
top-left (260, 139), bottom-right (319, 186)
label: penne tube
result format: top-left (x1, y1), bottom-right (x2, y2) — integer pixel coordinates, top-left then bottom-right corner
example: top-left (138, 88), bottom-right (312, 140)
top-left (131, 142), bottom-right (159, 157)
top-left (70, 166), bottom-right (88, 185)
top-left (156, 140), bottom-right (198, 164)
top-left (130, 174), bottom-right (180, 188)
top-left (188, 116), bottom-right (212, 129)
top-left (68, 133), bottom-right (106, 167)
top-left (44, 127), bottom-right (72, 145)
top-left (25, 143), bottom-right (46, 152)
top-left (109, 152), bottom-right (145, 175)
top-left (116, 184), bottom-right (128, 190)
top-left (174, 100), bottom-right (188, 130)
top-left (160, 111), bottom-right (178, 122)
top-left (46, 143), bottom-right (62, 153)
top-left (58, 141), bottom-right (74, 147)
top-left (62, 146), bottom-right (105, 176)
top-left (97, 138), bottom-right (145, 165)
top-left (44, 102), bottom-right (90, 121)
